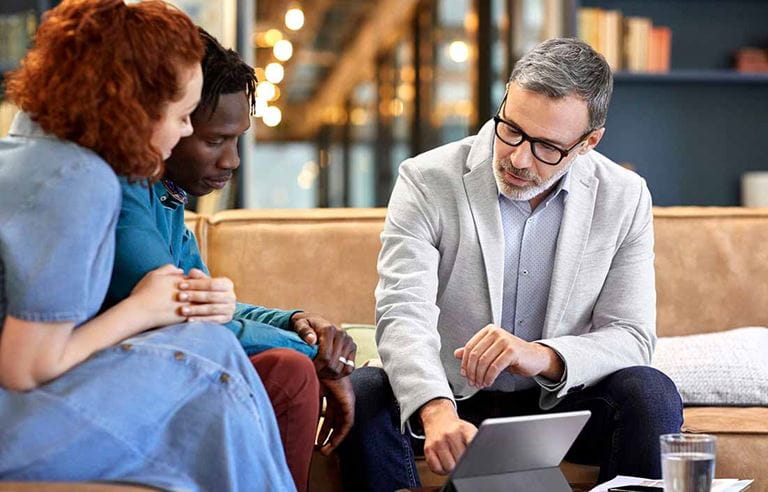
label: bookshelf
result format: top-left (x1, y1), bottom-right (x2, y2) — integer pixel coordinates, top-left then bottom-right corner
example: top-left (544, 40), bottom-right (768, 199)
top-left (613, 70), bottom-right (768, 85)
top-left (574, 0), bottom-right (768, 206)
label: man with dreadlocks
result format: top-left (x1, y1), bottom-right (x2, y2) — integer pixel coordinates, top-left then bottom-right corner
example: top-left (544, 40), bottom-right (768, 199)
top-left (104, 29), bottom-right (355, 492)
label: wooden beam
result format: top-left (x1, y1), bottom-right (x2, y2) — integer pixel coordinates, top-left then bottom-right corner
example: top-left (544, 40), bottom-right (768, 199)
top-left (289, 0), bottom-right (420, 139)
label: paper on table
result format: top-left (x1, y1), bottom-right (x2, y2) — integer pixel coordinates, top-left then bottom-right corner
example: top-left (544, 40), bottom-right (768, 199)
top-left (589, 475), bottom-right (754, 492)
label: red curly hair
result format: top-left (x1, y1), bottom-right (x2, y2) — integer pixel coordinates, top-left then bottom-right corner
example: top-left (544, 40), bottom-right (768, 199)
top-left (5, 0), bottom-right (203, 179)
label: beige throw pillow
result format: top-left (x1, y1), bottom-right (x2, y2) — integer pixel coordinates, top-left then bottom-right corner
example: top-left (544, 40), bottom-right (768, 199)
top-left (652, 327), bottom-right (768, 406)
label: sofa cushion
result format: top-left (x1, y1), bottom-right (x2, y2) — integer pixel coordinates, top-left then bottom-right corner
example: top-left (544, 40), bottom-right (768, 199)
top-left (341, 324), bottom-right (378, 366)
top-left (683, 407), bottom-right (768, 435)
top-left (652, 327), bottom-right (768, 406)
top-left (654, 208), bottom-right (768, 337)
top-left (204, 209), bottom-right (386, 326)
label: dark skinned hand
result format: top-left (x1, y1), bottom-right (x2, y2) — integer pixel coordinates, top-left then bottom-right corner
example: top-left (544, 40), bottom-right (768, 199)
top-left (291, 312), bottom-right (357, 379)
top-left (316, 377), bottom-right (356, 455)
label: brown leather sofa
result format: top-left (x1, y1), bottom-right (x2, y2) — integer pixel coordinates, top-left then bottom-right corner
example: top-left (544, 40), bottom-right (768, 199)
top-left (4, 207), bottom-right (765, 491)
top-left (188, 207), bottom-right (768, 491)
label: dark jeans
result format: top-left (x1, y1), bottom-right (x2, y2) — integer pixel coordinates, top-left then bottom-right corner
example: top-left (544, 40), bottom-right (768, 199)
top-left (337, 366), bottom-right (683, 492)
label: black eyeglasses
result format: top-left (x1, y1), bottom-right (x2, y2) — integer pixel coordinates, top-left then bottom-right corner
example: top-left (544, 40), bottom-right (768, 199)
top-left (493, 94), bottom-right (593, 166)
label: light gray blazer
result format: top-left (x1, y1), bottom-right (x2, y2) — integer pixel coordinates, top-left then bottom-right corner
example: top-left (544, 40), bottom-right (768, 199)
top-left (375, 120), bottom-right (656, 430)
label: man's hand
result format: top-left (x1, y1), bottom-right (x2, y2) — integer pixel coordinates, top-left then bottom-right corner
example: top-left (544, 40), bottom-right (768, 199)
top-left (453, 324), bottom-right (564, 388)
top-left (316, 377), bottom-right (355, 456)
top-left (419, 399), bottom-right (477, 475)
top-left (177, 268), bottom-right (237, 324)
top-left (291, 312), bottom-right (356, 379)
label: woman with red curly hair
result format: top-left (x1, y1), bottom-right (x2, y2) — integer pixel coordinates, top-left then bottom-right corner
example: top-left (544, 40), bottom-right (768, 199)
top-left (0, 1), bottom-right (294, 490)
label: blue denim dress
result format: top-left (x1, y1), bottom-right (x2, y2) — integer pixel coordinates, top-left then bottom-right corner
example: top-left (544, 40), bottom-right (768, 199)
top-left (0, 113), bottom-right (295, 491)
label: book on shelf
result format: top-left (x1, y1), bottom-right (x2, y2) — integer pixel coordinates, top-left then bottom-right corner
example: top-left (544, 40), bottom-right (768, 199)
top-left (578, 7), bottom-right (671, 74)
top-left (735, 47), bottom-right (768, 73)
top-left (623, 16), bottom-right (651, 72)
top-left (648, 26), bottom-right (672, 73)
top-left (578, 7), bottom-right (623, 71)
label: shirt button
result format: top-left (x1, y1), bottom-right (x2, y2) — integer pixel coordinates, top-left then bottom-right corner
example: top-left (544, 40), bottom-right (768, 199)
top-left (160, 196), bottom-right (167, 202)
top-left (220, 372), bottom-right (231, 384)
top-left (522, 269), bottom-right (529, 275)
top-left (518, 320), bottom-right (523, 325)
top-left (120, 343), bottom-right (133, 351)
top-left (174, 351), bottom-right (185, 361)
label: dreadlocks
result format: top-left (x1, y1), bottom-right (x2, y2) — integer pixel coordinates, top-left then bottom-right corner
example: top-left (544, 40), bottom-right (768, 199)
top-left (197, 28), bottom-right (257, 118)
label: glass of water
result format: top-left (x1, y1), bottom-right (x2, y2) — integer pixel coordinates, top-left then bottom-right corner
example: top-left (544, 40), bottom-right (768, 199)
top-left (660, 434), bottom-right (716, 492)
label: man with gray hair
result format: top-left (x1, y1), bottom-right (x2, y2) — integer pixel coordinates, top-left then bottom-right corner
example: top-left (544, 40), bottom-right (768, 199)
top-left (337, 38), bottom-right (683, 491)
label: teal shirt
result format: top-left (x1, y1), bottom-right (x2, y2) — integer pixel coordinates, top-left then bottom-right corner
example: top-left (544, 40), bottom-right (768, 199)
top-left (104, 179), bottom-right (317, 358)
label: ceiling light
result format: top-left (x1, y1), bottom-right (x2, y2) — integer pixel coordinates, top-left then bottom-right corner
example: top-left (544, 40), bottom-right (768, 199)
top-left (263, 106), bottom-right (282, 127)
top-left (285, 7), bottom-right (305, 31)
top-left (256, 81), bottom-right (276, 101)
top-left (265, 62), bottom-right (285, 84)
top-left (273, 39), bottom-right (293, 61)
top-left (264, 29), bottom-right (283, 47)
top-left (448, 40), bottom-right (469, 63)
top-left (254, 98), bottom-right (268, 118)
top-left (270, 86), bottom-right (281, 102)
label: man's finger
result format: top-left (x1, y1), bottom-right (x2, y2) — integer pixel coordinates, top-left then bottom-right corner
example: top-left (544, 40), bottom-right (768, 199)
top-left (482, 344), bottom-right (515, 387)
top-left (445, 432), bottom-right (466, 465)
top-left (461, 424), bottom-right (477, 445)
top-left (434, 441), bottom-right (456, 475)
top-left (294, 320), bottom-right (318, 345)
top-left (340, 344), bottom-right (357, 376)
top-left (314, 327), bottom-right (334, 375)
top-left (465, 334), bottom-right (494, 386)
top-left (425, 448), bottom-right (446, 476)
top-left (324, 412), bottom-right (353, 453)
top-left (476, 340), bottom-right (506, 388)
top-left (460, 327), bottom-right (489, 376)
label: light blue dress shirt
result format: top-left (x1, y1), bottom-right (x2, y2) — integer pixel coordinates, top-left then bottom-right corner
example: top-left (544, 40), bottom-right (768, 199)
top-left (496, 172), bottom-right (571, 391)
top-left (0, 113), bottom-right (295, 491)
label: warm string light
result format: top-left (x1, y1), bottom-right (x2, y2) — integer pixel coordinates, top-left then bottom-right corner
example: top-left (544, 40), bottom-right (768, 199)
top-left (265, 62), bottom-right (284, 84)
top-left (448, 40), bottom-right (469, 63)
top-left (254, 6), bottom-right (304, 127)
top-left (262, 106), bottom-right (282, 127)
top-left (285, 7), bottom-right (304, 31)
top-left (273, 39), bottom-right (293, 61)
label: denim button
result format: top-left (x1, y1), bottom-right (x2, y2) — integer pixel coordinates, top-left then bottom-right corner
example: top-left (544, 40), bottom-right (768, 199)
top-left (174, 351), bottom-right (185, 361)
top-left (120, 343), bottom-right (133, 351)
top-left (220, 372), bottom-right (231, 384)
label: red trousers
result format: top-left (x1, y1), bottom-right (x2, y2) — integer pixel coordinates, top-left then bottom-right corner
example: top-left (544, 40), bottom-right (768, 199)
top-left (250, 349), bottom-right (319, 492)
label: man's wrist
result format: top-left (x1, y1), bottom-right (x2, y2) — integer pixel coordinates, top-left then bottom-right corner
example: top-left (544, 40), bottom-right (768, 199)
top-left (418, 397), bottom-right (456, 428)
top-left (534, 343), bottom-right (565, 381)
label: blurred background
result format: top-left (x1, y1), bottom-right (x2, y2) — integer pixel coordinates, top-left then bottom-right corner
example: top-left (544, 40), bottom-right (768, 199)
top-left (1, 0), bottom-right (767, 211)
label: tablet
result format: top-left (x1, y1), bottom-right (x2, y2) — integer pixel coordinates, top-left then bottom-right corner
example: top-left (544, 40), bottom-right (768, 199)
top-left (451, 410), bottom-right (591, 480)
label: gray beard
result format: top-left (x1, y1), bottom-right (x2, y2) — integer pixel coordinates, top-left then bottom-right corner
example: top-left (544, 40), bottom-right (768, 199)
top-left (493, 156), bottom-right (571, 201)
